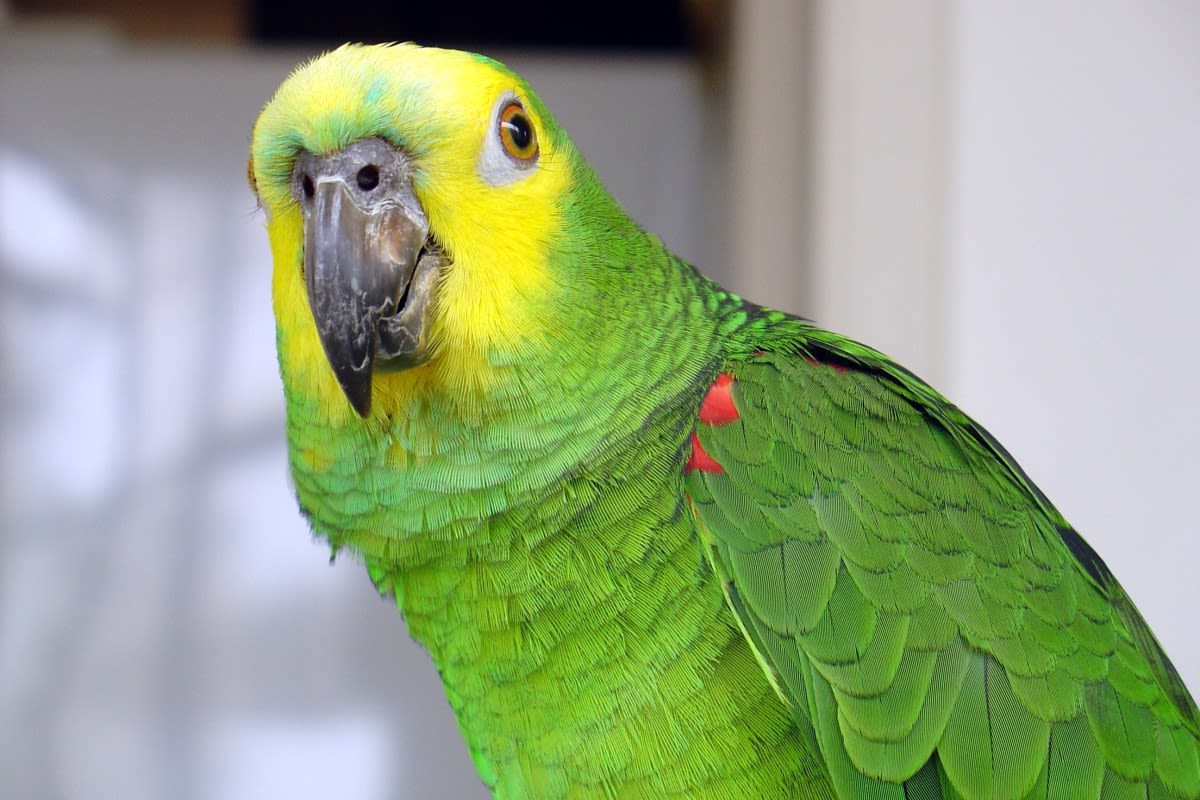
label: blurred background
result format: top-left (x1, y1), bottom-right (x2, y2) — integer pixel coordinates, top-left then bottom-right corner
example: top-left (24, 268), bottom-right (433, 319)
top-left (1, 1), bottom-right (1197, 798)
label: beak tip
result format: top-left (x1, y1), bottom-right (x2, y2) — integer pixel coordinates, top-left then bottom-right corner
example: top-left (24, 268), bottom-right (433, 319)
top-left (349, 393), bottom-right (372, 418)
top-left (333, 365), bottom-right (373, 418)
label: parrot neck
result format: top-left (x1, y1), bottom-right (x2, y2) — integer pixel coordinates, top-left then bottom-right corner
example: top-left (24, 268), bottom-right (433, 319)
top-left (379, 431), bottom-right (818, 799)
top-left (283, 248), bottom-right (824, 797)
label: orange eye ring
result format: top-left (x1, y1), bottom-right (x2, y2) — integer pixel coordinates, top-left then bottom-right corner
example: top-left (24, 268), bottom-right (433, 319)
top-left (498, 102), bottom-right (538, 162)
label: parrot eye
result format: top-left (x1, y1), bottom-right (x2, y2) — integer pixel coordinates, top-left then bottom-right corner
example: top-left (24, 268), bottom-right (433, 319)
top-left (498, 102), bottom-right (538, 162)
top-left (300, 173), bottom-right (315, 199)
top-left (479, 94), bottom-right (539, 186)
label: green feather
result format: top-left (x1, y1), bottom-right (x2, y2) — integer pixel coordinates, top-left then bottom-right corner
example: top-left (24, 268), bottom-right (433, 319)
top-left (689, 330), bottom-right (1200, 798)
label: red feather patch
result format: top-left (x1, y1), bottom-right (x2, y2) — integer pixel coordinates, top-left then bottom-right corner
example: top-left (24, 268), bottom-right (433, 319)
top-left (804, 356), bottom-right (847, 373)
top-left (685, 431), bottom-right (724, 474)
top-left (698, 372), bottom-right (739, 425)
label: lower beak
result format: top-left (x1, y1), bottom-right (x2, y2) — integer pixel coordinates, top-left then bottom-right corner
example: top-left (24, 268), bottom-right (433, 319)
top-left (304, 174), bottom-right (432, 417)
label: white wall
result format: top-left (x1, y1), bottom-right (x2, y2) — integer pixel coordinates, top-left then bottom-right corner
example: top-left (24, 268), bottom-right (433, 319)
top-left (808, 0), bottom-right (949, 386)
top-left (948, 1), bottom-right (1200, 693)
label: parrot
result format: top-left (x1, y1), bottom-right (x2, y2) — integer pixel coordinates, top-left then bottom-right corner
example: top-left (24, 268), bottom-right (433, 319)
top-left (248, 43), bottom-right (1200, 799)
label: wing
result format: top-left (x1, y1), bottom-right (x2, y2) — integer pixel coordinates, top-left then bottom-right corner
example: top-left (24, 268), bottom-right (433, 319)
top-left (684, 324), bottom-right (1200, 800)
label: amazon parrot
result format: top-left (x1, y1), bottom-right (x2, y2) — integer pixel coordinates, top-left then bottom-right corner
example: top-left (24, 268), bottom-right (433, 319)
top-left (249, 43), bottom-right (1200, 799)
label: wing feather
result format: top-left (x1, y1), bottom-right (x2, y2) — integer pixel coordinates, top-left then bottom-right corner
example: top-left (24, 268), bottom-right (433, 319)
top-left (686, 333), bottom-right (1200, 799)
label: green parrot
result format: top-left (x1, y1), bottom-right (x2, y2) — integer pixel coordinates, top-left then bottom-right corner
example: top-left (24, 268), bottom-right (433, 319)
top-left (249, 43), bottom-right (1199, 799)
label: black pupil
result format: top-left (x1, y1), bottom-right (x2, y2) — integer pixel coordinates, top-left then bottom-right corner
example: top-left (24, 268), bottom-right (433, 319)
top-left (301, 174), bottom-right (314, 198)
top-left (506, 114), bottom-right (532, 152)
top-left (357, 165), bottom-right (380, 191)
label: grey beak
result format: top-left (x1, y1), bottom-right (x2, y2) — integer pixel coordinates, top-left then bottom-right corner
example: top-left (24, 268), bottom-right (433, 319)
top-left (297, 139), bottom-right (435, 417)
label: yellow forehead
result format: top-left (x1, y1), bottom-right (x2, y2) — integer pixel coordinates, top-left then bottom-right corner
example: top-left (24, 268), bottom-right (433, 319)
top-left (252, 43), bottom-right (559, 208)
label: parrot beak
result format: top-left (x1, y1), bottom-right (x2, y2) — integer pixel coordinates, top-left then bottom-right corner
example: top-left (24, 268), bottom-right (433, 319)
top-left (297, 139), bottom-right (443, 417)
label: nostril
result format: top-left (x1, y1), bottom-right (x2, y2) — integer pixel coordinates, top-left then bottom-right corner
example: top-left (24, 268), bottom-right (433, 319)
top-left (357, 165), bottom-right (380, 191)
top-left (301, 174), bottom-right (315, 199)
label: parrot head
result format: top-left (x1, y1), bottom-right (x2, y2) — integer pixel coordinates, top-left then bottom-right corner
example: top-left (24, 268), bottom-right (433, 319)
top-left (250, 43), bottom-right (591, 419)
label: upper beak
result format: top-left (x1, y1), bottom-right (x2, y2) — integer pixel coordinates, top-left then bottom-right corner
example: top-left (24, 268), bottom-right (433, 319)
top-left (297, 139), bottom-right (439, 417)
